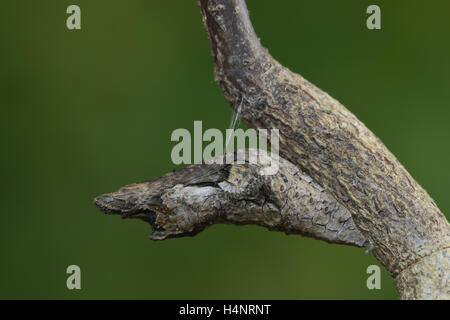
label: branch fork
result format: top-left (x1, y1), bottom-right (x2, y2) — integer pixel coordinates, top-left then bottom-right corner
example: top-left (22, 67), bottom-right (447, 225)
top-left (94, 0), bottom-right (450, 299)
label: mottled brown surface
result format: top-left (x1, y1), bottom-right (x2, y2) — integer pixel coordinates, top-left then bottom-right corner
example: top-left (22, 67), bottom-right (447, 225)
top-left (198, 0), bottom-right (450, 298)
top-left (95, 150), bottom-right (365, 246)
top-left (94, 0), bottom-right (450, 299)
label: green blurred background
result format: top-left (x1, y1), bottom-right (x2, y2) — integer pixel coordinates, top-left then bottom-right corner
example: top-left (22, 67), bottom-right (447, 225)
top-left (1, 0), bottom-right (449, 299)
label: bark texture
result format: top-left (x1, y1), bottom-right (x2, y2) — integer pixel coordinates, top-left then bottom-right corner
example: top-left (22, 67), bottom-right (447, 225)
top-left (94, 0), bottom-right (450, 299)
top-left (95, 150), bottom-right (365, 246)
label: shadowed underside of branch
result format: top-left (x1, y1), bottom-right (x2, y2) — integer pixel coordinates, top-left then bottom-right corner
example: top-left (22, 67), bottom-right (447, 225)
top-left (94, 0), bottom-right (450, 299)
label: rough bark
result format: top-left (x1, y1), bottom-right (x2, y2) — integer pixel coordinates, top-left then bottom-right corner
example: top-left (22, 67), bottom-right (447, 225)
top-left (94, 0), bottom-right (450, 299)
top-left (94, 150), bottom-right (365, 247)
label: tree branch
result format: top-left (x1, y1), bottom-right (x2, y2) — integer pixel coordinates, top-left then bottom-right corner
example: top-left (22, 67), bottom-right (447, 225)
top-left (94, 150), bottom-right (366, 247)
top-left (94, 0), bottom-right (450, 299)
top-left (199, 0), bottom-right (450, 298)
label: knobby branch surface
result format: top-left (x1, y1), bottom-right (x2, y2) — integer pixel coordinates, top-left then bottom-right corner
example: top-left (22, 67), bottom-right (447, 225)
top-left (94, 0), bottom-right (450, 299)
top-left (95, 150), bottom-right (365, 246)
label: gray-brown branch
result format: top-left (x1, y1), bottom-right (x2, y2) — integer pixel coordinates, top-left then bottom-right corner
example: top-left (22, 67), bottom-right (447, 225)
top-left (94, 0), bottom-right (450, 299)
top-left (94, 150), bottom-right (365, 247)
